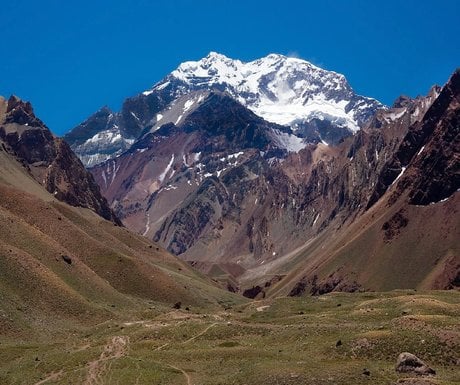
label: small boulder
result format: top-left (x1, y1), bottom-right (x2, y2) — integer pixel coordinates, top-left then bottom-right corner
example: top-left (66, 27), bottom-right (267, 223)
top-left (61, 255), bottom-right (72, 265)
top-left (395, 352), bottom-right (436, 375)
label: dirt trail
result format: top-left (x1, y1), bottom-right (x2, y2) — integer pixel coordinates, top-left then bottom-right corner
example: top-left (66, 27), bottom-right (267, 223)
top-left (166, 364), bottom-right (193, 385)
top-left (151, 321), bottom-right (218, 384)
top-left (156, 343), bottom-right (170, 351)
top-left (32, 370), bottom-right (63, 385)
top-left (156, 321), bottom-right (217, 351)
top-left (83, 335), bottom-right (129, 385)
top-left (182, 322), bottom-right (217, 344)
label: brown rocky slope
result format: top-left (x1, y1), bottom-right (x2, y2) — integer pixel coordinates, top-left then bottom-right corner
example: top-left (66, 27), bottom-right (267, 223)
top-left (0, 96), bottom-right (243, 337)
top-left (0, 95), bottom-right (121, 224)
top-left (87, 71), bottom-right (459, 295)
top-left (265, 70), bottom-right (460, 297)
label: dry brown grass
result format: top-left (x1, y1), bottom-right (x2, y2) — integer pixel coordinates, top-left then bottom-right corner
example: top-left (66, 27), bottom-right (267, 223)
top-left (0, 175), bottom-right (244, 340)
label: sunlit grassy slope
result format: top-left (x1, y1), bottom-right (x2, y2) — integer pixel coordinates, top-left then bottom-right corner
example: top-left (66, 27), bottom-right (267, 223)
top-left (0, 291), bottom-right (458, 385)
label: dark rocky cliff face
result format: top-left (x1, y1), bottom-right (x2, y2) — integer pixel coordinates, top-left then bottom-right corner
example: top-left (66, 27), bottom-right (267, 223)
top-left (181, 92), bottom-right (292, 152)
top-left (280, 72), bottom-right (459, 295)
top-left (0, 96), bottom-right (121, 225)
top-left (368, 70), bottom-right (460, 208)
top-left (405, 70), bottom-right (460, 205)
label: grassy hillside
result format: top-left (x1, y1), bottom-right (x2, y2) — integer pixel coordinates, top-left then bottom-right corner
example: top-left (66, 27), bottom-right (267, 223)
top-left (0, 147), bottom-right (244, 340)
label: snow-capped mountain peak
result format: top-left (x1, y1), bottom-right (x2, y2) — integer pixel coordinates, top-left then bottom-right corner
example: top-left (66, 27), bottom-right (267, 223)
top-left (149, 52), bottom-right (384, 135)
top-left (67, 52), bottom-right (385, 167)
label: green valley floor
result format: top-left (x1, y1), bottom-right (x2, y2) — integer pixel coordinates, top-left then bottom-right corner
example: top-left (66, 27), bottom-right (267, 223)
top-left (1, 291), bottom-right (459, 385)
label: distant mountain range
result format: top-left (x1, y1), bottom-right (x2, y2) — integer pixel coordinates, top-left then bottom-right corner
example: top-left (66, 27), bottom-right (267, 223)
top-left (60, 54), bottom-right (460, 296)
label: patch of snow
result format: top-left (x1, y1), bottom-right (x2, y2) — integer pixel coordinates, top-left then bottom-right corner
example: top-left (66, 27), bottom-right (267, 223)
top-left (429, 195), bottom-right (452, 205)
top-left (158, 154), bottom-right (175, 183)
top-left (417, 145), bottom-right (425, 156)
top-left (87, 132), bottom-right (108, 144)
top-left (164, 185), bottom-right (178, 191)
top-left (228, 151), bottom-right (244, 160)
top-left (270, 129), bottom-right (306, 152)
top-left (154, 81), bottom-right (170, 91)
top-left (216, 168), bottom-right (227, 177)
top-left (392, 166), bottom-right (407, 185)
top-left (384, 109), bottom-right (405, 122)
top-left (183, 99), bottom-right (195, 112)
top-left (312, 214), bottom-right (319, 226)
top-left (175, 114), bottom-right (183, 125)
top-left (220, 151), bottom-right (244, 162)
top-left (193, 152), bottom-right (201, 163)
top-left (255, 96), bottom-right (360, 132)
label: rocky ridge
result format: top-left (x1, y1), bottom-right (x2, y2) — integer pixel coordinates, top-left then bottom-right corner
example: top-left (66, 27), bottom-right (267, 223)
top-left (0, 95), bottom-right (121, 224)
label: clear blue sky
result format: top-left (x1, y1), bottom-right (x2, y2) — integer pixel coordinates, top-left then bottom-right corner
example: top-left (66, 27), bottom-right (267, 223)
top-left (1, 0), bottom-right (459, 135)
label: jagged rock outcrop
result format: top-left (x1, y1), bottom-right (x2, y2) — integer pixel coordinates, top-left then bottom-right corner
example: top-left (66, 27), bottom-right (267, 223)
top-left (0, 96), bottom-right (121, 224)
